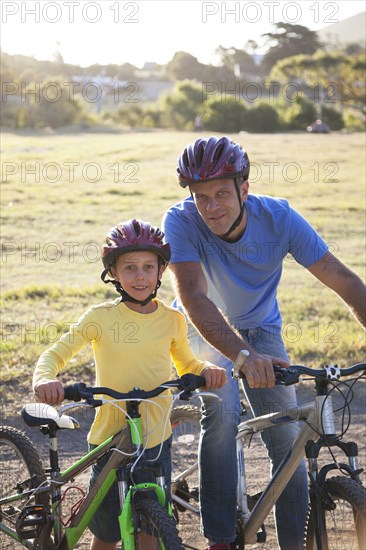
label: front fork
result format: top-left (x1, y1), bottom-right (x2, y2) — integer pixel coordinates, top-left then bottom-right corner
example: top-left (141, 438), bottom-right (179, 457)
top-left (305, 395), bottom-right (362, 550)
top-left (117, 462), bottom-right (171, 550)
top-left (307, 393), bottom-right (362, 488)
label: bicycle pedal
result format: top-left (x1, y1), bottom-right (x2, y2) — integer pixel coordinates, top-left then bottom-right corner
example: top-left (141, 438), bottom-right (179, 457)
top-left (16, 504), bottom-right (47, 539)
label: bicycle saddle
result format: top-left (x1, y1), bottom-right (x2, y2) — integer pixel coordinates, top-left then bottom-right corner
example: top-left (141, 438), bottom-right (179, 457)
top-left (22, 403), bottom-right (79, 430)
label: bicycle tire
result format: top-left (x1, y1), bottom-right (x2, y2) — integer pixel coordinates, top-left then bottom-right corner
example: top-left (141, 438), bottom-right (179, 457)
top-left (133, 498), bottom-right (183, 549)
top-left (305, 475), bottom-right (366, 550)
top-left (170, 405), bottom-right (202, 548)
top-left (0, 426), bottom-right (50, 549)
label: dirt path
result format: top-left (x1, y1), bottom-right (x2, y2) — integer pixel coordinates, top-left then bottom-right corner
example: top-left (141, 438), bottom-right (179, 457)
top-left (1, 380), bottom-right (365, 549)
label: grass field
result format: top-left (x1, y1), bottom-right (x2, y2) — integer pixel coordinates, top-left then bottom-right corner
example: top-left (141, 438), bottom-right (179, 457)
top-left (1, 129), bottom-right (365, 400)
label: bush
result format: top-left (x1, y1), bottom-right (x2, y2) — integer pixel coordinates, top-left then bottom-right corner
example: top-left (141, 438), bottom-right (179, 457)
top-left (343, 111), bottom-right (366, 132)
top-left (0, 102), bottom-right (25, 128)
top-left (1, 79), bottom-right (92, 129)
top-left (321, 105), bottom-right (344, 130)
top-left (280, 97), bottom-right (317, 130)
top-left (200, 97), bottom-right (247, 132)
top-left (243, 103), bottom-right (280, 132)
top-left (112, 105), bottom-right (144, 127)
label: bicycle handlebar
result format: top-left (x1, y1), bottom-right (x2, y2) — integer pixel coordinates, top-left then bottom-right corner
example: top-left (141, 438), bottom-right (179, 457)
top-left (63, 373), bottom-right (207, 404)
top-left (63, 363), bottom-right (366, 403)
top-left (233, 362), bottom-right (366, 386)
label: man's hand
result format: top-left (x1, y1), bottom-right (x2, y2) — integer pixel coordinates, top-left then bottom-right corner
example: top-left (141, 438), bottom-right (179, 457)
top-left (240, 351), bottom-right (289, 388)
top-left (34, 380), bottom-right (64, 405)
top-left (201, 366), bottom-right (228, 389)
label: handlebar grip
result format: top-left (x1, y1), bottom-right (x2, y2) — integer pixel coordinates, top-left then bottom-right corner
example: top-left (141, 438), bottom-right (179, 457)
top-left (178, 374), bottom-right (206, 391)
top-left (63, 383), bottom-right (87, 402)
top-left (230, 364), bottom-right (300, 386)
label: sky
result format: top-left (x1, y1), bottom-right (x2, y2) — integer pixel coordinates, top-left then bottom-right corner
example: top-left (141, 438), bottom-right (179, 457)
top-left (1, 0), bottom-right (365, 68)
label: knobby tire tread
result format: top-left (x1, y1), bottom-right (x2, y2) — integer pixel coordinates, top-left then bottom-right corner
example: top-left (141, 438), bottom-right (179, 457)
top-left (0, 426), bottom-right (49, 506)
top-left (171, 405), bottom-right (201, 425)
top-left (0, 426), bottom-right (50, 549)
top-left (134, 499), bottom-right (183, 549)
top-left (304, 475), bottom-right (366, 550)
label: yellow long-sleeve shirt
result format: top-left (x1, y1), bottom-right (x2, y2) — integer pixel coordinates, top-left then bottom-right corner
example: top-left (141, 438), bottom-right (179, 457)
top-left (33, 298), bottom-right (210, 447)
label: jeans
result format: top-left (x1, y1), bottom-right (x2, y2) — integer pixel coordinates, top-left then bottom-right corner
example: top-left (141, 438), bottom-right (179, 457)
top-left (189, 326), bottom-right (308, 549)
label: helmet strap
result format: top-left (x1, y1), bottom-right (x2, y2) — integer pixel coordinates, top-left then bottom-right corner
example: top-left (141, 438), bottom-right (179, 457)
top-left (220, 178), bottom-right (246, 240)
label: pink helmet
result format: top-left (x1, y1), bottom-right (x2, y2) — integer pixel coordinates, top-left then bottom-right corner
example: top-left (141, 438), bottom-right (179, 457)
top-left (177, 136), bottom-right (250, 187)
top-left (102, 219), bottom-right (171, 270)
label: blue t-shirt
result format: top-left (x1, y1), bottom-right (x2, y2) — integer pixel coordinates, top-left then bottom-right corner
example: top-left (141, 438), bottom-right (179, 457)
top-left (162, 194), bottom-right (328, 333)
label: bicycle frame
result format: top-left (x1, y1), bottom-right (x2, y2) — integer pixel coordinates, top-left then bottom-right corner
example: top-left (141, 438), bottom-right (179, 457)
top-left (172, 390), bottom-right (362, 546)
top-left (236, 400), bottom-right (319, 544)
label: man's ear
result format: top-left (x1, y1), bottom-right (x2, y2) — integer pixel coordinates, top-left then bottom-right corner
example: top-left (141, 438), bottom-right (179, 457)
top-left (241, 179), bottom-right (249, 201)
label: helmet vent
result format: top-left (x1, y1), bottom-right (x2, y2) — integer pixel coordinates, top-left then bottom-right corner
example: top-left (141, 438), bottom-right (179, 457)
top-left (213, 142), bottom-right (225, 162)
top-left (132, 219), bottom-right (141, 237)
top-left (196, 143), bottom-right (205, 168)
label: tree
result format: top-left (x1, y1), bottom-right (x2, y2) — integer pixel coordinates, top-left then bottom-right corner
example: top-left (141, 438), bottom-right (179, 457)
top-left (339, 55), bottom-right (366, 114)
top-left (261, 22), bottom-right (322, 73)
top-left (159, 81), bottom-right (203, 129)
top-left (270, 51), bottom-right (366, 115)
top-left (215, 46), bottom-right (257, 77)
top-left (165, 52), bottom-right (204, 81)
top-left (0, 53), bottom-right (16, 83)
top-left (244, 40), bottom-right (258, 56)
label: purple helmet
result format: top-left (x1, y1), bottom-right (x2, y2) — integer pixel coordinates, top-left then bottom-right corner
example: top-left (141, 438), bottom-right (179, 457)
top-left (102, 219), bottom-right (171, 270)
top-left (177, 136), bottom-right (250, 188)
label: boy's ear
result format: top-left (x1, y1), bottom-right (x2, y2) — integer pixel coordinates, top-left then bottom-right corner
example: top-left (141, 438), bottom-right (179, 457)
top-left (158, 264), bottom-right (166, 279)
top-left (110, 265), bottom-right (118, 281)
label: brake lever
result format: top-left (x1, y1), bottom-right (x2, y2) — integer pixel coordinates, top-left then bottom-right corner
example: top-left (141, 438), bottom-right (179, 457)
top-left (274, 366), bottom-right (300, 386)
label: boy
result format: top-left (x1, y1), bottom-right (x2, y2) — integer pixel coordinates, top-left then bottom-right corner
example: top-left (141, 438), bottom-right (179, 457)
top-left (33, 218), bottom-right (227, 550)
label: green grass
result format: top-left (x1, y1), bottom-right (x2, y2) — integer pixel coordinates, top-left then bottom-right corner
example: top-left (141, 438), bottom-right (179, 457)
top-left (1, 129), bottom-right (365, 400)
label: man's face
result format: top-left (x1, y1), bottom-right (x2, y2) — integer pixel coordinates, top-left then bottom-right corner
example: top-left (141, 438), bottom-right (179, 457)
top-left (191, 178), bottom-right (249, 239)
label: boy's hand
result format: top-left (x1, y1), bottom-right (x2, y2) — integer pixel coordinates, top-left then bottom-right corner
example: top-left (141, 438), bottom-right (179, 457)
top-left (34, 381), bottom-right (64, 405)
top-left (201, 366), bottom-right (227, 389)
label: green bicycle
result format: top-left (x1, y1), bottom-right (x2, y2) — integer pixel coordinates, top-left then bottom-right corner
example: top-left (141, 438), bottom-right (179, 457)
top-left (0, 373), bottom-right (206, 549)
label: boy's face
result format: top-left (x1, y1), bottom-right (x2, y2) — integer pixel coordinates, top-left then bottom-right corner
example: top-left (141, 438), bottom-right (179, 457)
top-left (111, 251), bottom-right (163, 302)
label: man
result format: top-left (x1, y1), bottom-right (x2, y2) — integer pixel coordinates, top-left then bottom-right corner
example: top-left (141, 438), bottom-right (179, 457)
top-left (162, 136), bottom-right (366, 550)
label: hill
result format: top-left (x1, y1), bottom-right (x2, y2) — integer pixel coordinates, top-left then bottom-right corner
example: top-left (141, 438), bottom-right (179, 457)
top-left (317, 11), bottom-right (366, 47)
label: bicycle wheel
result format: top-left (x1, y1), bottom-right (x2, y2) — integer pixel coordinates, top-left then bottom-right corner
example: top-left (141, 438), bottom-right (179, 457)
top-left (170, 405), bottom-right (203, 548)
top-left (305, 475), bottom-right (366, 550)
top-left (0, 426), bottom-right (50, 549)
top-left (133, 499), bottom-right (183, 549)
